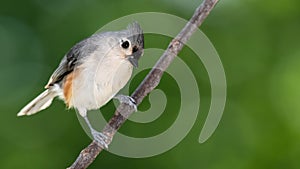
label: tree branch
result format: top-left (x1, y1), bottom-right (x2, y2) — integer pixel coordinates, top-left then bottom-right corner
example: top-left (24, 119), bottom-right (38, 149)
top-left (67, 0), bottom-right (219, 168)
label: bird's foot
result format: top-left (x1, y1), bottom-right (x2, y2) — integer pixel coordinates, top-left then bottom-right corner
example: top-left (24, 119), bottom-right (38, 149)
top-left (91, 129), bottom-right (110, 149)
top-left (114, 95), bottom-right (137, 112)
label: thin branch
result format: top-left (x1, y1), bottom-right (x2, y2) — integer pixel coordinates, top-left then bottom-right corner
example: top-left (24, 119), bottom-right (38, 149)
top-left (67, 0), bottom-right (219, 168)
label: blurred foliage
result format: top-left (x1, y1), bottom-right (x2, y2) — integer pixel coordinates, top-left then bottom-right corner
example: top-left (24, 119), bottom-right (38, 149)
top-left (1, 0), bottom-right (300, 168)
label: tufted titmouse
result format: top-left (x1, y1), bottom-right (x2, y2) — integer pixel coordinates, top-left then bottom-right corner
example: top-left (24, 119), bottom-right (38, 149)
top-left (17, 22), bottom-right (144, 148)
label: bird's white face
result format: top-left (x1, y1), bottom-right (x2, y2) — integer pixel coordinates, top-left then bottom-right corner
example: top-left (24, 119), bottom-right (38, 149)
top-left (119, 37), bottom-right (133, 58)
top-left (112, 36), bottom-right (140, 68)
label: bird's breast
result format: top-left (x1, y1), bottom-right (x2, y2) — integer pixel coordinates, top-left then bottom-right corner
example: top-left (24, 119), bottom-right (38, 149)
top-left (70, 52), bottom-right (133, 110)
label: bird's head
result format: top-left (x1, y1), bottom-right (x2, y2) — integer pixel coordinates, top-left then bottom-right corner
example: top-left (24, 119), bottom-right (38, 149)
top-left (117, 22), bottom-right (144, 68)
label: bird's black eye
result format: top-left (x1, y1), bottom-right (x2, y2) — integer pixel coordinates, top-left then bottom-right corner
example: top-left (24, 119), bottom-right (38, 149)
top-left (121, 40), bottom-right (130, 49)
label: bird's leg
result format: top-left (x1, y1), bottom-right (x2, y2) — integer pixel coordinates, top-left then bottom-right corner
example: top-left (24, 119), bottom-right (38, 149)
top-left (83, 115), bottom-right (109, 149)
top-left (114, 94), bottom-right (137, 112)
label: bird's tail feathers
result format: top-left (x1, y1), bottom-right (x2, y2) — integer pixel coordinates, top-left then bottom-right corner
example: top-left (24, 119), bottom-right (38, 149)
top-left (17, 89), bottom-right (57, 116)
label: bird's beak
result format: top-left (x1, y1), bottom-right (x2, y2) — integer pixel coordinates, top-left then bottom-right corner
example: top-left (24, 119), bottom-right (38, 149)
top-left (128, 55), bottom-right (138, 68)
top-left (126, 22), bottom-right (144, 68)
top-left (127, 45), bottom-right (144, 68)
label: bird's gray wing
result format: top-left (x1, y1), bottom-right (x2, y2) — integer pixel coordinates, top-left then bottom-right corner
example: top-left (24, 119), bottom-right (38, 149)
top-left (45, 37), bottom-right (97, 88)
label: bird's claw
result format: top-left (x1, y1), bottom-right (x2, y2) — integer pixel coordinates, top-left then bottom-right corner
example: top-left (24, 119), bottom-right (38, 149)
top-left (91, 130), bottom-right (109, 149)
top-left (114, 95), bottom-right (137, 112)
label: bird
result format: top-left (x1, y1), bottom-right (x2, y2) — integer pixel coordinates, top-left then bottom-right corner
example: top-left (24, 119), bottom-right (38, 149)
top-left (17, 22), bottom-right (144, 149)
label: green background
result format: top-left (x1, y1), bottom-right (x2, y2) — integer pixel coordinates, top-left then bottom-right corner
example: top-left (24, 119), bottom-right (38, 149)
top-left (1, 0), bottom-right (300, 168)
